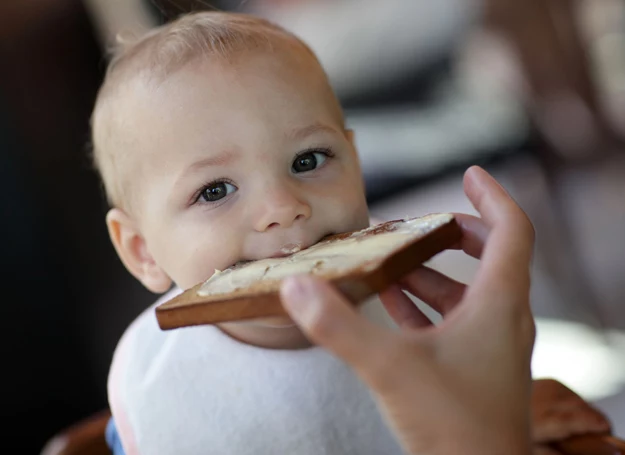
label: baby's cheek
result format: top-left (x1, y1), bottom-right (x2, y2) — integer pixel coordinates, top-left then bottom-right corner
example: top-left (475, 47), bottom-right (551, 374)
top-left (165, 240), bottom-right (238, 290)
top-left (342, 196), bottom-right (370, 230)
top-left (325, 184), bottom-right (367, 220)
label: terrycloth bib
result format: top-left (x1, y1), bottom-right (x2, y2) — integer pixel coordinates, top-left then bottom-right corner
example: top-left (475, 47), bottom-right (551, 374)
top-left (108, 288), bottom-right (403, 455)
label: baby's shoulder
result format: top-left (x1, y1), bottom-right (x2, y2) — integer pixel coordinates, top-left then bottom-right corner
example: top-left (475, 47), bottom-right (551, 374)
top-left (108, 289), bottom-right (187, 392)
top-left (116, 289), bottom-right (180, 362)
top-left (108, 287), bottom-right (230, 385)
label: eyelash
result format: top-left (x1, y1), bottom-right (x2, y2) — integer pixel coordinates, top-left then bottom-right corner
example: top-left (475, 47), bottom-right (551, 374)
top-left (192, 178), bottom-right (236, 205)
top-left (294, 147), bottom-right (335, 163)
top-left (191, 147), bottom-right (336, 205)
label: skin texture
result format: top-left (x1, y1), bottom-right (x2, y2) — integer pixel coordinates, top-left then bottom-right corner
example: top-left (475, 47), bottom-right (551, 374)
top-left (105, 48), bottom-right (369, 349)
top-left (280, 167), bottom-right (611, 455)
top-left (100, 42), bottom-right (610, 452)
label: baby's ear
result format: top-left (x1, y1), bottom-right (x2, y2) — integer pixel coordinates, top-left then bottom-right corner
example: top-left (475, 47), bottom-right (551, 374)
top-left (106, 208), bottom-right (172, 293)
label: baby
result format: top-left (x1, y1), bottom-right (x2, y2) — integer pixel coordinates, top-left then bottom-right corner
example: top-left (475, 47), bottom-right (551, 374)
top-left (92, 11), bottom-right (610, 455)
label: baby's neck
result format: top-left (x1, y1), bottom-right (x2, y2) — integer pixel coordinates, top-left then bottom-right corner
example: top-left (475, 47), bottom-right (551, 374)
top-left (218, 322), bottom-right (312, 350)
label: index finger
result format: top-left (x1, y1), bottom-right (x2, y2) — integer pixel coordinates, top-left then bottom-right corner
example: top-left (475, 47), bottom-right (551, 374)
top-left (462, 166), bottom-right (535, 300)
top-left (448, 213), bottom-right (489, 259)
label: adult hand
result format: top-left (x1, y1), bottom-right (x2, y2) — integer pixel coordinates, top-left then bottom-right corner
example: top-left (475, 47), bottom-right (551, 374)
top-left (280, 166), bottom-right (536, 455)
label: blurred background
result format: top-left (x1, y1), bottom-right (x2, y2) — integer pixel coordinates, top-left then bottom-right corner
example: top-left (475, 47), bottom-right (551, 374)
top-left (0, 0), bottom-right (623, 452)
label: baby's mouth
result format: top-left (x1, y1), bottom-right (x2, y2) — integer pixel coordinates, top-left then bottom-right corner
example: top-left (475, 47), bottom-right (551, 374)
top-left (270, 231), bottom-right (336, 259)
top-left (271, 243), bottom-right (303, 258)
top-left (227, 231), bottom-right (336, 270)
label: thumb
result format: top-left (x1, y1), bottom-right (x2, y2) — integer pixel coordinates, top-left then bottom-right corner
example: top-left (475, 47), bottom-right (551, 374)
top-left (280, 275), bottom-right (391, 378)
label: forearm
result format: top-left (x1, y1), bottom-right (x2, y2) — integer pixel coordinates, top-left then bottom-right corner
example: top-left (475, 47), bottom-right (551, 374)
top-left (401, 417), bottom-right (532, 455)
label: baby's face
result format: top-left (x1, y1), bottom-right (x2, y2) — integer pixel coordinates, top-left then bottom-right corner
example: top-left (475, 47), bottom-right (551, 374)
top-left (124, 50), bottom-right (370, 299)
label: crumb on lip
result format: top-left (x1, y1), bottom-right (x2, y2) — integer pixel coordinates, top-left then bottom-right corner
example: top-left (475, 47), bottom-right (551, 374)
top-left (280, 244), bottom-right (302, 255)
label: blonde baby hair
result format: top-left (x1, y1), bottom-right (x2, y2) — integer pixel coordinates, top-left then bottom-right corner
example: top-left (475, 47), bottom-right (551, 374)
top-left (91, 11), bottom-right (319, 210)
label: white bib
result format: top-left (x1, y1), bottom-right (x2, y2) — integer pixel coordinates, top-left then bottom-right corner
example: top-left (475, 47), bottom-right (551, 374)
top-left (108, 289), bottom-right (403, 455)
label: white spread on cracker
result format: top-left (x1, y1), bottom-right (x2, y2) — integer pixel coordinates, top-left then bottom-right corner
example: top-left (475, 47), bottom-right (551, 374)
top-left (197, 213), bottom-right (453, 297)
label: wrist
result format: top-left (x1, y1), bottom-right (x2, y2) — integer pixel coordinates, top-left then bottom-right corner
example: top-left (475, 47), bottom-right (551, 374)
top-left (437, 430), bottom-right (532, 455)
top-left (410, 421), bottom-right (532, 455)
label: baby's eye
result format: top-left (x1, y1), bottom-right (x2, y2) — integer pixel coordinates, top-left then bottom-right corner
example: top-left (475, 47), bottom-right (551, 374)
top-left (292, 150), bottom-right (329, 173)
top-left (199, 181), bottom-right (237, 203)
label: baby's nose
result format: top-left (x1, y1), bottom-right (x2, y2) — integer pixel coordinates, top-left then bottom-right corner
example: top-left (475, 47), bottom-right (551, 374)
top-left (254, 190), bottom-right (311, 232)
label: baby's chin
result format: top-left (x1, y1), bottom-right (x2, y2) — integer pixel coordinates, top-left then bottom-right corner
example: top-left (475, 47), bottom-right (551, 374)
top-left (217, 315), bottom-right (312, 349)
top-left (235, 315), bottom-right (297, 329)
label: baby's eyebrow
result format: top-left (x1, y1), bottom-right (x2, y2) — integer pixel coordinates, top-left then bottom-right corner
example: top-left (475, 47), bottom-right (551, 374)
top-left (187, 150), bottom-right (239, 169)
top-left (288, 123), bottom-right (341, 140)
top-left (173, 150), bottom-right (240, 191)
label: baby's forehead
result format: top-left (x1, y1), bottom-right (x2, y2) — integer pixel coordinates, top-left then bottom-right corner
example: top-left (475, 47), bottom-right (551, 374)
top-left (116, 48), bottom-right (340, 140)
top-left (109, 60), bottom-right (337, 183)
top-left (93, 19), bottom-right (342, 210)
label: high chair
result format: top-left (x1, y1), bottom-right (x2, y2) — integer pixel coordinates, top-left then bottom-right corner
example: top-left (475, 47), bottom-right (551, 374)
top-left (40, 408), bottom-right (625, 455)
top-left (41, 410), bottom-right (111, 455)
